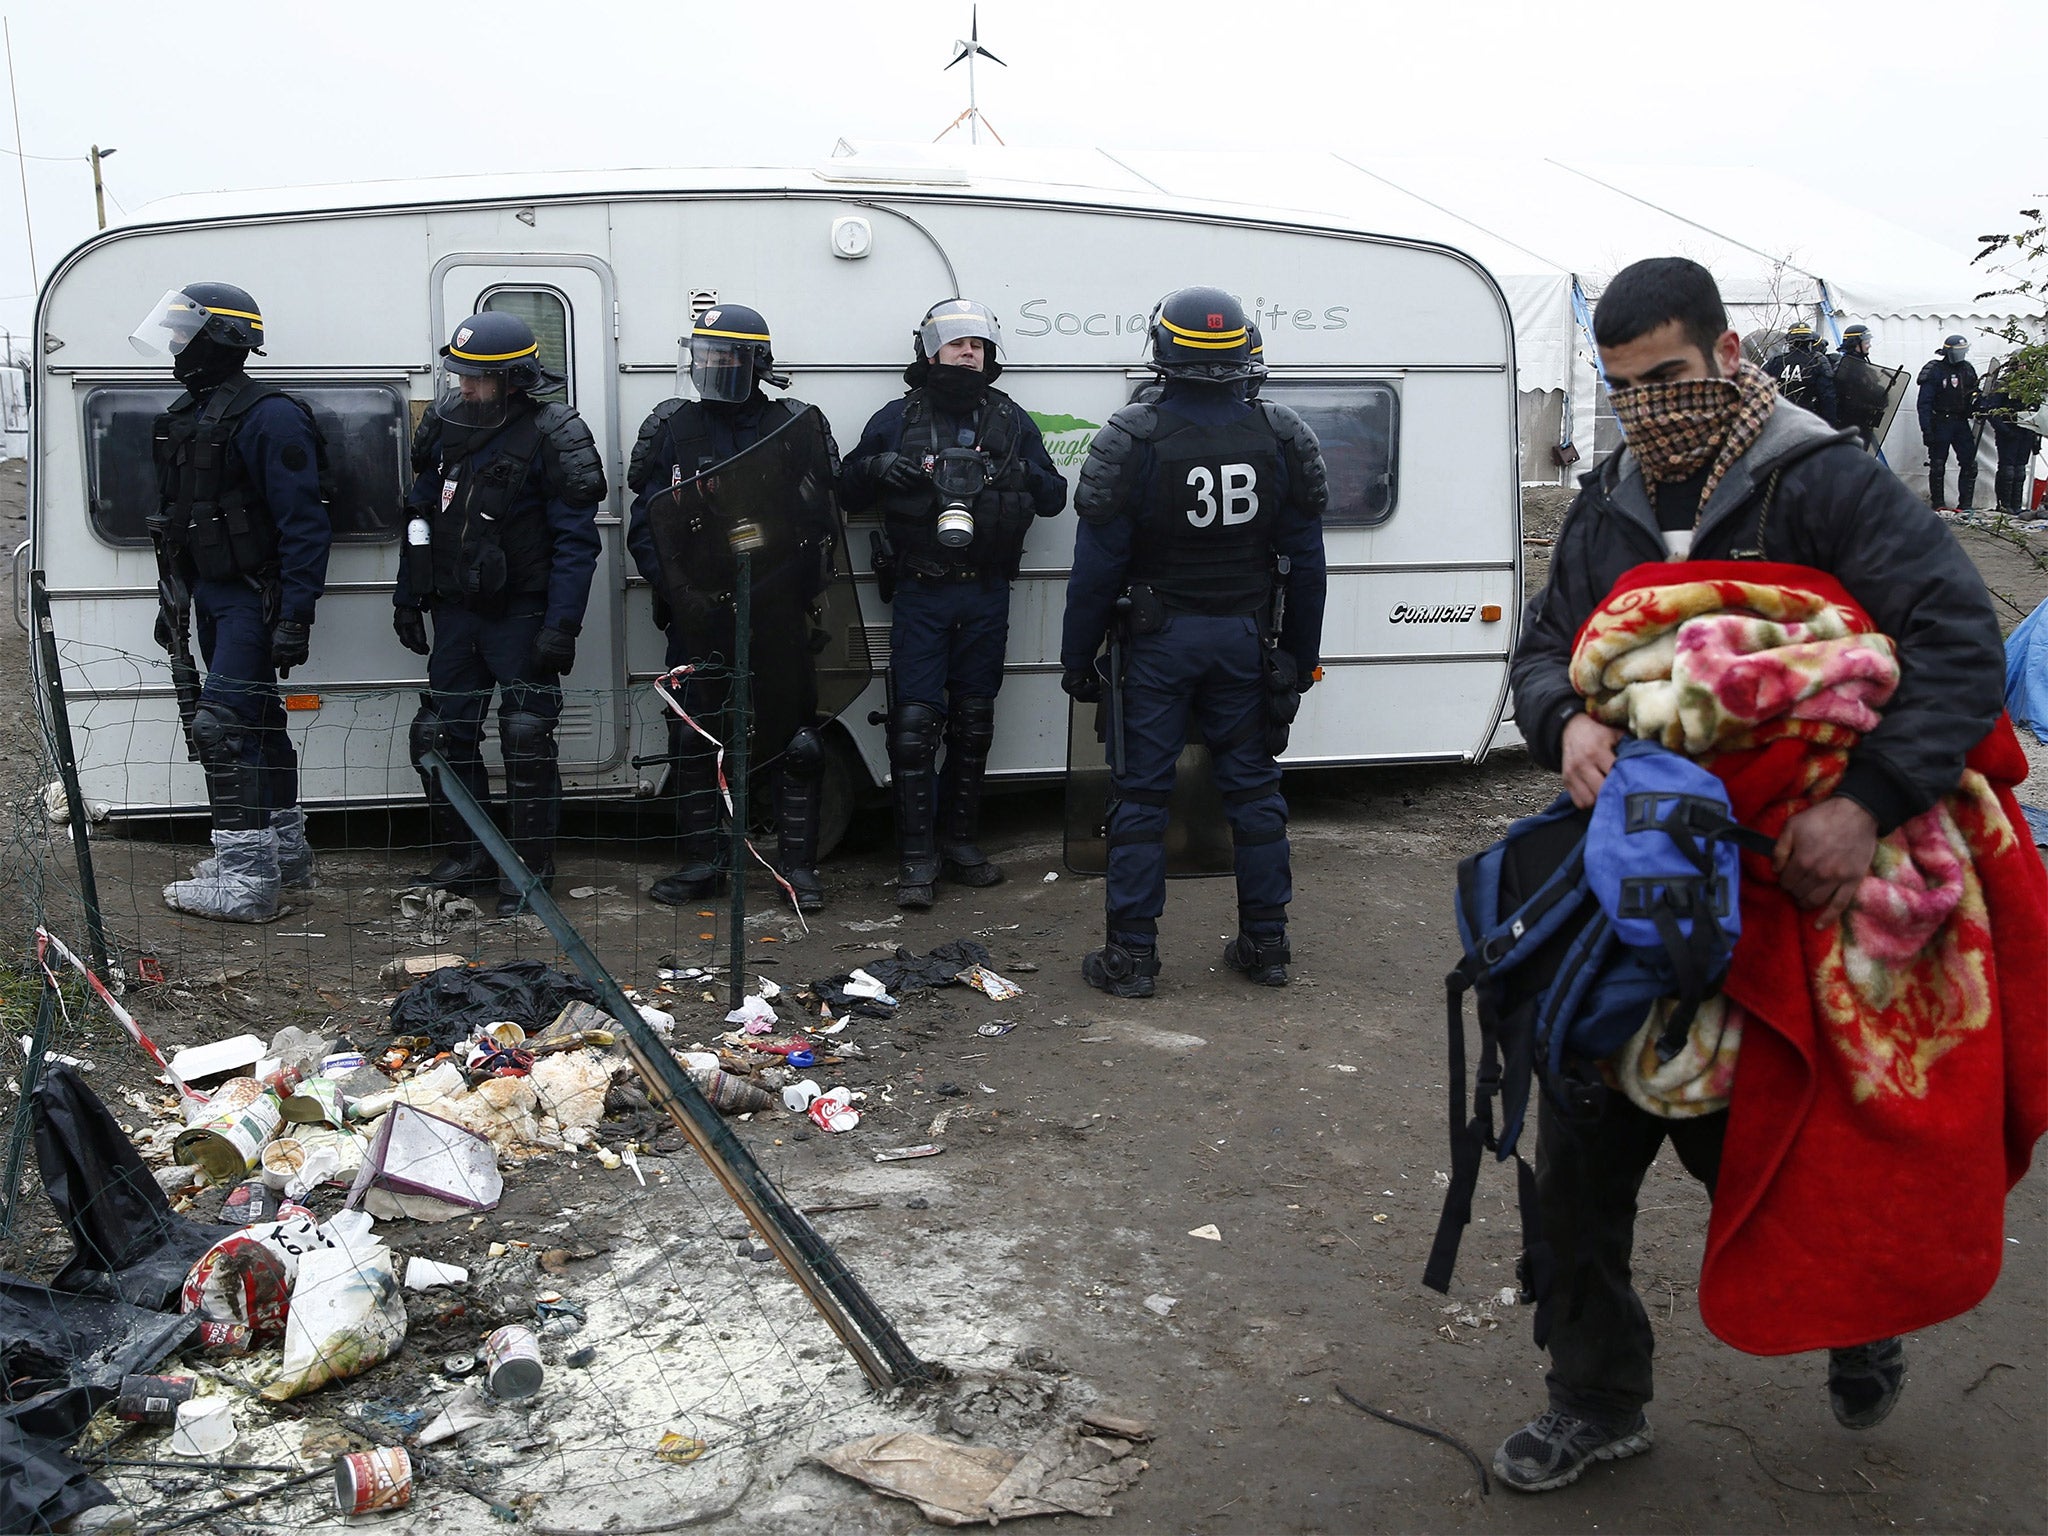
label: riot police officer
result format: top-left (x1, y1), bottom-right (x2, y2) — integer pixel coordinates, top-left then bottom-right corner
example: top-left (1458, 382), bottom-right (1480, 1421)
top-left (395, 311), bottom-right (606, 917)
top-left (131, 283), bottom-right (331, 923)
top-left (842, 299), bottom-right (1068, 910)
top-left (1917, 334), bottom-right (1980, 508)
top-left (1762, 321), bottom-right (1838, 424)
top-left (1831, 323), bottom-right (1892, 449)
top-left (626, 304), bottom-right (844, 911)
top-left (1059, 287), bottom-right (1329, 997)
top-left (1977, 360), bottom-right (2043, 514)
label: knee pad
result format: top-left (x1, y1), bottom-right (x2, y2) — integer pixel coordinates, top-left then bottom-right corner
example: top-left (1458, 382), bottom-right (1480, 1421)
top-left (1226, 791), bottom-right (1288, 848)
top-left (947, 695), bottom-right (997, 755)
top-left (783, 725), bottom-right (825, 780)
top-left (190, 701), bottom-right (247, 768)
top-left (888, 702), bottom-right (943, 773)
top-left (408, 706), bottom-right (446, 768)
top-left (499, 710), bottom-right (556, 763)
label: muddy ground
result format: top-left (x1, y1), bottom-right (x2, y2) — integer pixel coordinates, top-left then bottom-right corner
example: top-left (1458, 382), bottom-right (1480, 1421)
top-left (3, 460), bottom-right (2046, 1535)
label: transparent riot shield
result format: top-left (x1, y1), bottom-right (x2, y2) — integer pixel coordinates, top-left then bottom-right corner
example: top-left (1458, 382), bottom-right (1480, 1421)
top-left (646, 404), bottom-right (872, 763)
top-left (1872, 363), bottom-right (1911, 449)
top-left (1061, 648), bottom-right (1233, 878)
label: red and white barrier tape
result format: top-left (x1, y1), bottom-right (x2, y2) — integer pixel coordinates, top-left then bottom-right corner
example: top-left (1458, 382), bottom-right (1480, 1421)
top-left (35, 926), bottom-right (209, 1106)
top-left (653, 665), bottom-right (810, 935)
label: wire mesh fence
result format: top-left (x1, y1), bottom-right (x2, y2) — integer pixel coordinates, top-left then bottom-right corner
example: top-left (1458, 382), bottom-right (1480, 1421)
top-left (0, 608), bottom-right (948, 1535)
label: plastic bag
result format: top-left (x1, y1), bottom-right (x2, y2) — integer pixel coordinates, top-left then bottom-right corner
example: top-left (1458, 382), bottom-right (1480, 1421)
top-left (259, 1227), bottom-right (407, 1402)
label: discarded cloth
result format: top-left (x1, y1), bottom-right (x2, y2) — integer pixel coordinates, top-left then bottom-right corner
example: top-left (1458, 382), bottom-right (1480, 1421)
top-left (1570, 562), bottom-right (2048, 1354)
top-left (33, 1066), bottom-right (234, 1309)
top-left (2, 1393), bottom-right (111, 1535)
top-left (815, 940), bottom-right (992, 1016)
top-left (813, 1425), bottom-right (1145, 1525)
top-left (387, 961), bottom-right (599, 1051)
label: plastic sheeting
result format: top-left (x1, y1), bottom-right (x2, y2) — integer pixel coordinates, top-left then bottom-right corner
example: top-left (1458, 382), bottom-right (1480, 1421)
top-left (387, 960), bottom-right (600, 1051)
top-left (2007, 598), bottom-right (2048, 746)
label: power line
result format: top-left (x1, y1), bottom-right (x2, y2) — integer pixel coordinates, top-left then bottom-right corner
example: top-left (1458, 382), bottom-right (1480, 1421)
top-left (3, 18), bottom-right (34, 283)
top-left (0, 144), bottom-right (82, 163)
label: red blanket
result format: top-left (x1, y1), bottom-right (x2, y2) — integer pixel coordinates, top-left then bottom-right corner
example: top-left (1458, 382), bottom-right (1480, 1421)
top-left (1571, 561), bottom-right (2048, 1354)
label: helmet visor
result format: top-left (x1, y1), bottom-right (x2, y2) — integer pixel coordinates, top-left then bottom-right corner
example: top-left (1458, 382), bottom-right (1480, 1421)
top-left (432, 361), bottom-right (512, 430)
top-left (129, 288), bottom-right (210, 357)
top-left (687, 335), bottom-right (756, 404)
top-left (918, 301), bottom-right (1002, 361)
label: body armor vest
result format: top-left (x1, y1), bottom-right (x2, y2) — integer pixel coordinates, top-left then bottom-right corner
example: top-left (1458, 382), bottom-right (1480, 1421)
top-left (880, 389), bottom-right (1036, 579)
top-left (1129, 405), bottom-right (1286, 615)
top-left (152, 378), bottom-right (305, 582)
top-left (424, 409), bottom-right (549, 609)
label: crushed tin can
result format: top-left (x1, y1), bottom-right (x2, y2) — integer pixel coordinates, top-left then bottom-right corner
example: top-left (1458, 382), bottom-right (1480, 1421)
top-left (115, 1373), bottom-right (194, 1425)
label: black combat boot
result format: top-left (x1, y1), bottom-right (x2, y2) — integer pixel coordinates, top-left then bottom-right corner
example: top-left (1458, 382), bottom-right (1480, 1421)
top-left (938, 695), bottom-right (1004, 887)
top-left (890, 703), bottom-right (942, 910)
top-left (1082, 933), bottom-right (1160, 999)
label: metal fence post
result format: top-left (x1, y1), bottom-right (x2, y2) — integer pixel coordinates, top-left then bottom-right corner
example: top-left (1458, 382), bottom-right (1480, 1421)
top-left (727, 550), bottom-right (751, 1010)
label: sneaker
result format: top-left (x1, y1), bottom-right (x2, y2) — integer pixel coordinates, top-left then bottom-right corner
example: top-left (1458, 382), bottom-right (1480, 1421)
top-left (1493, 1408), bottom-right (1653, 1493)
top-left (1828, 1337), bottom-right (1905, 1429)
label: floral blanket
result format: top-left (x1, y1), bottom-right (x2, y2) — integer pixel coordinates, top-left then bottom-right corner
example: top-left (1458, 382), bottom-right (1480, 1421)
top-left (1567, 561), bottom-right (2048, 1354)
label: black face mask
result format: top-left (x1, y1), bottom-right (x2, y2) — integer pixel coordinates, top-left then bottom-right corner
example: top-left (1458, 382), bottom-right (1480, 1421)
top-left (925, 363), bottom-right (989, 412)
top-left (173, 336), bottom-right (249, 392)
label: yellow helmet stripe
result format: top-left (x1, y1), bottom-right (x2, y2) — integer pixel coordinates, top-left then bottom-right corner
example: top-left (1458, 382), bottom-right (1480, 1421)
top-left (174, 302), bottom-right (264, 326)
top-left (1159, 315), bottom-right (1249, 347)
top-left (693, 326), bottom-right (772, 342)
top-left (447, 342), bottom-right (540, 363)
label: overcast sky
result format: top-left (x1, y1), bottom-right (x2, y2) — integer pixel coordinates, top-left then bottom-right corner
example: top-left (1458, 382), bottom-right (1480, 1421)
top-left (1, 0), bottom-right (2041, 350)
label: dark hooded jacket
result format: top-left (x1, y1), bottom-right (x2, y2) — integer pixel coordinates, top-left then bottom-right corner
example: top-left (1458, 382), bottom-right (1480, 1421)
top-left (1511, 401), bottom-right (2004, 834)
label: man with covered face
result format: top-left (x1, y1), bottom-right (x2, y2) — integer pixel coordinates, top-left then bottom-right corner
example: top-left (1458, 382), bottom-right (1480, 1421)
top-left (1499, 256), bottom-right (2004, 1492)
top-left (841, 299), bottom-right (1068, 909)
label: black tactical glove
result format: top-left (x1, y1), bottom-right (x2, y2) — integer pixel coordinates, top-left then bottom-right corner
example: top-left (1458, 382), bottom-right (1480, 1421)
top-left (270, 620), bottom-right (311, 679)
top-left (530, 625), bottom-right (577, 675)
top-left (870, 452), bottom-right (926, 491)
top-left (1061, 666), bottom-right (1102, 704)
top-left (393, 605), bottom-right (430, 657)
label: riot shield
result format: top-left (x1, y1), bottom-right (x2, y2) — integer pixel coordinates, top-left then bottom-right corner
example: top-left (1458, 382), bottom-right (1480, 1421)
top-left (1062, 649), bottom-right (1233, 878)
top-left (1871, 363), bottom-right (1911, 448)
top-left (646, 404), bottom-right (873, 763)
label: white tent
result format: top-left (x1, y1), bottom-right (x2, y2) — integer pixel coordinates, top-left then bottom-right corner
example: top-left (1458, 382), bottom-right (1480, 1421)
top-left (832, 144), bottom-right (2038, 493)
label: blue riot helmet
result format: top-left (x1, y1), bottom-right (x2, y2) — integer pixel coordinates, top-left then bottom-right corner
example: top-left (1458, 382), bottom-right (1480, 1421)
top-left (1840, 323), bottom-right (1873, 356)
top-left (1149, 286), bottom-right (1255, 383)
top-left (1785, 320), bottom-right (1820, 351)
top-left (435, 310), bottom-right (556, 429)
top-left (1941, 333), bottom-right (1970, 362)
top-left (685, 303), bottom-right (779, 404)
top-left (915, 298), bottom-right (1003, 371)
top-left (129, 280), bottom-right (266, 357)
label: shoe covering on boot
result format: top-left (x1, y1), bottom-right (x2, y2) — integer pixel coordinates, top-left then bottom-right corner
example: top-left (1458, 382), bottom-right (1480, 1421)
top-left (1828, 1337), bottom-right (1905, 1429)
top-left (1082, 940), bottom-right (1159, 998)
top-left (1224, 930), bottom-right (1291, 986)
top-left (1493, 1409), bottom-right (1653, 1493)
top-left (165, 827), bottom-right (284, 923)
top-left (192, 806), bottom-right (318, 891)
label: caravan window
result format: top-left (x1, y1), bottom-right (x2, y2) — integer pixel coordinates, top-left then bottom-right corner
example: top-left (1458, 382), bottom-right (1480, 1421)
top-left (82, 383), bottom-right (410, 547)
top-left (1258, 381), bottom-right (1400, 527)
top-left (479, 288), bottom-right (571, 405)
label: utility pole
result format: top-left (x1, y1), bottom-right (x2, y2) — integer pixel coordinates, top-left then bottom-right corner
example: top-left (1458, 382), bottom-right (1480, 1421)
top-left (91, 144), bottom-right (116, 230)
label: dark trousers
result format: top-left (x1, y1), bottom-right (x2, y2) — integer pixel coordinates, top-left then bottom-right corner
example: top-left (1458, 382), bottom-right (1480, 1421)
top-left (887, 575), bottom-right (1011, 712)
top-left (1536, 1090), bottom-right (1726, 1427)
top-left (1926, 418), bottom-right (1978, 506)
top-left (412, 600), bottom-right (561, 871)
top-left (1104, 613), bottom-right (1289, 946)
top-left (194, 578), bottom-right (295, 811)
top-left (1993, 427), bottom-right (2040, 511)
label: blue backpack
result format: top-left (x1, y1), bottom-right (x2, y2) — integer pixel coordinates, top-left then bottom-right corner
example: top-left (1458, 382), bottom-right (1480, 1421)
top-left (1422, 739), bottom-right (1772, 1340)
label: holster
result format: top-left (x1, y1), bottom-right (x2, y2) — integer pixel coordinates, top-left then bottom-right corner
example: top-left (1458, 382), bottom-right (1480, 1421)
top-left (1264, 647), bottom-right (1302, 758)
top-left (870, 530), bottom-right (897, 605)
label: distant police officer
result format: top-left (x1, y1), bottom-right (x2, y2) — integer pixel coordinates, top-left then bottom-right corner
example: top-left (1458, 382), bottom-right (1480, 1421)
top-left (1831, 323), bottom-right (1891, 449)
top-left (395, 312), bottom-right (606, 916)
top-left (626, 304), bottom-right (843, 911)
top-left (1917, 334), bottom-right (1980, 509)
top-left (1059, 287), bottom-right (1329, 997)
top-left (842, 299), bottom-right (1068, 909)
top-left (1762, 321), bottom-right (1838, 424)
top-left (1977, 361), bottom-right (2043, 515)
top-left (131, 283), bottom-right (331, 923)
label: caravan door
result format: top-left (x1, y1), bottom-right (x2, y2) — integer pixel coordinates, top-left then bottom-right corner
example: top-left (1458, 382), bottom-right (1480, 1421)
top-left (431, 258), bottom-right (623, 780)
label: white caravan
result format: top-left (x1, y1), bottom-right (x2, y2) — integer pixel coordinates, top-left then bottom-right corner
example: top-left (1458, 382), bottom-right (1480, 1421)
top-left (21, 161), bottom-right (1522, 840)
top-left (0, 366), bottom-right (27, 460)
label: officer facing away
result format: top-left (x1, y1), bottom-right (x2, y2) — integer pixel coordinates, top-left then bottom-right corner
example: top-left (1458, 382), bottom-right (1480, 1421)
top-left (1830, 323), bottom-right (1891, 450)
top-left (626, 304), bottom-right (844, 911)
top-left (395, 311), bottom-right (607, 917)
top-left (1917, 333), bottom-right (1980, 509)
top-left (1760, 320), bottom-right (1838, 425)
top-left (1977, 358), bottom-right (2044, 515)
top-left (1059, 287), bottom-right (1329, 997)
top-left (131, 283), bottom-right (331, 923)
top-left (841, 300), bottom-right (1068, 909)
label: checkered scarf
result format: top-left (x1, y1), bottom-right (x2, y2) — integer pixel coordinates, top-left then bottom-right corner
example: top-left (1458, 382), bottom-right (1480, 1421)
top-left (1611, 360), bottom-right (1779, 516)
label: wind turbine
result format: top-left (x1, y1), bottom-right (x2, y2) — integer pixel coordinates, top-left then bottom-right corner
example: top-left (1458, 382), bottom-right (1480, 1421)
top-left (936, 6), bottom-right (1006, 146)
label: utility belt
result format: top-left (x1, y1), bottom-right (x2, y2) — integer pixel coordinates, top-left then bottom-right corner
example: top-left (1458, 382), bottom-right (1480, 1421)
top-left (1121, 579), bottom-right (1299, 757)
top-left (899, 554), bottom-right (998, 584)
top-left (1121, 582), bottom-right (1270, 634)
